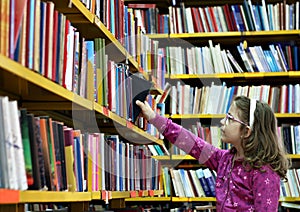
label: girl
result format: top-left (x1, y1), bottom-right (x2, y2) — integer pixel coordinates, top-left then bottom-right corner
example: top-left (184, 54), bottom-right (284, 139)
top-left (136, 95), bottom-right (290, 211)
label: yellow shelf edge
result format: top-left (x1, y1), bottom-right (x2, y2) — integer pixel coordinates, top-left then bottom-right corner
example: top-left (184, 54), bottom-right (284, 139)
top-left (111, 191), bottom-right (131, 199)
top-left (71, 0), bottom-right (94, 23)
top-left (0, 55), bottom-right (93, 110)
top-left (168, 72), bottom-right (300, 79)
top-left (19, 191), bottom-right (91, 203)
top-left (125, 197), bottom-right (171, 202)
top-left (147, 30), bottom-right (300, 39)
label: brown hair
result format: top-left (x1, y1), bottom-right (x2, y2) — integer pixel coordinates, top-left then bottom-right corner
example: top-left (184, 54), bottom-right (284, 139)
top-left (233, 95), bottom-right (290, 179)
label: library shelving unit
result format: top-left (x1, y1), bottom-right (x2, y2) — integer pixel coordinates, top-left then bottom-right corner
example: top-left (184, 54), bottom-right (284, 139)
top-left (123, 0), bottom-right (300, 209)
top-left (0, 0), bottom-right (165, 211)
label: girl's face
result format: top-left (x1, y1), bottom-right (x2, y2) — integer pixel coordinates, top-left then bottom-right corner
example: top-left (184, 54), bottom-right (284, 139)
top-left (220, 102), bottom-right (247, 146)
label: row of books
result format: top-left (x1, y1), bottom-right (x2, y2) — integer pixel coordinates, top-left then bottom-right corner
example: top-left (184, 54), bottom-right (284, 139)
top-left (165, 41), bottom-right (299, 75)
top-left (169, 82), bottom-right (300, 115)
top-left (0, 95), bottom-right (166, 192)
top-left (162, 167), bottom-right (216, 197)
top-left (169, 1), bottom-right (300, 34)
top-left (129, 0), bottom-right (300, 34)
top-left (281, 168), bottom-right (300, 197)
top-left (2, 0), bottom-right (165, 99)
top-left (186, 121), bottom-right (300, 155)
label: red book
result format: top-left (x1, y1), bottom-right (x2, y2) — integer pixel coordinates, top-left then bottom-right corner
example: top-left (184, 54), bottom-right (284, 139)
top-left (127, 3), bottom-right (156, 9)
top-left (208, 7), bottom-right (218, 32)
top-left (44, 1), bottom-right (54, 79)
top-left (14, 0), bottom-right (27, 48)
top-left (223, 4), bottom-right (234, 31)
top-left (191, 7), bottom-right (203, 32)
top-left (52, 10), bottom-right (58, 82)
top-left (62, 19), bottom-right (70, 88)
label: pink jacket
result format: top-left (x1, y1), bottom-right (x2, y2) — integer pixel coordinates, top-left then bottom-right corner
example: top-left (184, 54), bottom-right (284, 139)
top-left (150, 114), bottom-right (280, 211)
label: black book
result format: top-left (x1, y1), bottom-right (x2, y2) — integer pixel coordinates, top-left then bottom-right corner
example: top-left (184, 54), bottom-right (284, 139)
top-left (128, 74), bottom-right (152, 122)
top-left (27, 113), bottom-right (42, 190)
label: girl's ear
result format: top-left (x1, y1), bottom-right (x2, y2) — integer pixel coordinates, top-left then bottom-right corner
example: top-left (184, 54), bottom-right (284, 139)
top-left (243, 126), bottom-right (252, 138)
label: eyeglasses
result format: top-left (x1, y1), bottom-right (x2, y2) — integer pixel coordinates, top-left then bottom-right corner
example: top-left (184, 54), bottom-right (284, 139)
top-left (224, 113), bottom-right (248, 126)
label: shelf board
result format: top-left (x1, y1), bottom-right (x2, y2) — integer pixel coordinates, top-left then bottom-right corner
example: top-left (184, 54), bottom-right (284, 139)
top-left (153, 155), bottom-right (196, 160)
top-left (154, 154), bottom-right (300, 161)
top-left (147, 30), bottom-right (300, 40)
top-left (167, 71), bottom-right (300, 80)
top-left (0, 189), bottom-right (20, 204)
top-left (19, 191), bottom-right (91, 203)
top-left (93, 103), bottom-right (163, 145)
top-left (279, 197), bottom-right (300, 202)
top-left (91, 191), bottom-right (101, 200)
top-left (169, 113), bottom-right (300, 119)
top-left (125, 197), bottom-right (171, 202)
top-left (172, 197), bottom-right (216, 202)
top-left (0, 55), bottom-right (93, 110)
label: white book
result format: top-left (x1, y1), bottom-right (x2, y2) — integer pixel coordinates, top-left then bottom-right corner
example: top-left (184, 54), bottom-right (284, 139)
top-left (295, 2), bottom-right (299, 30)
top-left (0, 97), bottom-right (18, 189)
top-left (173, 169), bottom-right (186, 197)
top-left (217, 6), bottom-right (228, 32)
top-left (9, 100), bottom-right (28, 190)
top-left (169, 168), bottom-right (179, 197)
top-left (261, 0), bottom-right (270, 30)
top-left (221, 50), bottom-right (233, 73)
top-left (185, 7), bottom-right (194, 33)
top-left (189, 170), bottom-right (205, 197)
top-left (295, 84), bottom-right (300, 113)
top-left (198, 7), bottom-right (209, 32)
top-left (0, 97), bottom-right (9, 188)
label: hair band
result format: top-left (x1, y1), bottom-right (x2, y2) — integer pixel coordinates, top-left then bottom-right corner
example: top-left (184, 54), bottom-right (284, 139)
top-left (249, 99), bottom-right (256, 129)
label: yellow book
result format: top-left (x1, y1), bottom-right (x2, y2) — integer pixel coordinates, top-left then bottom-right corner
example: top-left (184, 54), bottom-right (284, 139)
top-left (64, 128), bottom-right (77, 192)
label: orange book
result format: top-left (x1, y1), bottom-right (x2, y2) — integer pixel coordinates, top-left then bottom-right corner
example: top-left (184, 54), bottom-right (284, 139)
top-left (0, 0), bottom-right (10, 56)
top-left (39, 118), bottom-right (53, 191)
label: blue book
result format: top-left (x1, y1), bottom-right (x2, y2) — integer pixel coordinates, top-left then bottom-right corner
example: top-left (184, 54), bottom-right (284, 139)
top-left (231, 5), bottom-right (246, 32)
top-left (293, 46), bottom-right (299, 70)
top-left (203, 168), bottom-right (216, 197)
top-left (27, 0), bottom-right (36, 69)
top-left (73, 135), bottom-right (83, 192)
top-left (196, 168), bottom-right (212, 197)
top-left (39, 2), bottom-right (47, 74)
top-left (242, 0), bottom-right (255, 31)
top-left (252, 4), bottom-right (262, 31)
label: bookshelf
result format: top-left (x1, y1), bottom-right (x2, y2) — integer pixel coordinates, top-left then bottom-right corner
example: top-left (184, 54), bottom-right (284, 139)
top-left (122, 0), bottom-right (300, 211)
top-left (0, 0), bottom-right (166, 211)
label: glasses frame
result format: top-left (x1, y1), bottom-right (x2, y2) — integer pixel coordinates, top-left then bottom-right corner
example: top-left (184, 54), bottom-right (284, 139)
top-left (225, 113), bottom-right (249, 127)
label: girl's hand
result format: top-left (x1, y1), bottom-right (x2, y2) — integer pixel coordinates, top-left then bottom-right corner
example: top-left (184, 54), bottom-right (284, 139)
top-left (135, 100), bottom-right (156, 121)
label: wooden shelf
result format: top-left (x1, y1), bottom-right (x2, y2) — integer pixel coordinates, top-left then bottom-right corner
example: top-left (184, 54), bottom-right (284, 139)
top-left (0, 189), bottom-right (20, 204)
top-left (172, 197), bottom-right (216, 202)
top-left (50, 0), bottom-right (149, 78)
top-left (93, 103), bottom-right (164, 145)
top-left (0, 55), bottom-right (93, 110)
top-left (19, 191), bottom-right (91, 203)
top-left (167, 71), bottom-right (300, 80)
top-left (125, 197), bottom-right (171, 202)
top-left (169, 113), bottom-right (300, 120)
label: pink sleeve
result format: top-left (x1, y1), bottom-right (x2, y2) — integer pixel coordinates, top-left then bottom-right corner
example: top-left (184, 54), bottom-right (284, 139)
top-left (252, 166), bottom-right (280, 211)
top-left (150, 113), bottom-right (222, 167)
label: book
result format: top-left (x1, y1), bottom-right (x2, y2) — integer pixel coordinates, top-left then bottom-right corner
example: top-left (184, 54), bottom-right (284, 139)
top-left (129, 73), bottom-right (152, 122)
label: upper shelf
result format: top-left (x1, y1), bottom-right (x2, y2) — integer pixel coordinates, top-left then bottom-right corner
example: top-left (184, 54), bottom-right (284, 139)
top-left (0, 55), bottom-right (163, 145)
top-left (49, 0), bottom-right (148, 78)
top-left (146, 30), bottom-right (300, 46)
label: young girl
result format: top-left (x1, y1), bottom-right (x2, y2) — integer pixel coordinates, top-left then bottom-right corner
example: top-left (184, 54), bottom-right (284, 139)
top-left (136, 95), bottom-right (290, 211)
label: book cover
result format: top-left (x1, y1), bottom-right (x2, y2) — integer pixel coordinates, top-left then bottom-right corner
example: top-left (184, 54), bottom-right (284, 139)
top-left (128, 73), bottom-right (152, 122)
top-left (26, 113), bottom-right (42, 190)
